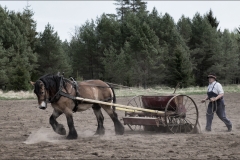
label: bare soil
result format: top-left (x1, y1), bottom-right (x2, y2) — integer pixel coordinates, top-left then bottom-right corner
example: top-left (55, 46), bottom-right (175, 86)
top-left (0, 93), bottom-right (240, 159)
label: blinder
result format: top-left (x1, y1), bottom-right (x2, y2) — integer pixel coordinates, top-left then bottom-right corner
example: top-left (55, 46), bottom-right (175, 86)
top-left (34, 79), bottom-right (49, 109)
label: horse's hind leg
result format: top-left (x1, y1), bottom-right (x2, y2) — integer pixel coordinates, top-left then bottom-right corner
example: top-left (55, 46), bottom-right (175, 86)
top-left (92, 104), bottom-right (105, 135)
top-left (102, 105), bottom-right (124, 135)
top-left (49, 110), bottom-right (66, 135)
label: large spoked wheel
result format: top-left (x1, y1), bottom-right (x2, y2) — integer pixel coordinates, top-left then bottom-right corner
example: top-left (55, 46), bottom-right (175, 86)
top-left (164, 95), bottom-right (198, 134)
top-left (125, 95), bottom-right (144, 131)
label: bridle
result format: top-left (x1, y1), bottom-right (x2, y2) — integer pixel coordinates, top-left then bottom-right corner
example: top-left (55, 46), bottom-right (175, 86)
top-left (37, 76), bottom-right (64, 104)
top-left (35, 79), bottom-right (49, 109)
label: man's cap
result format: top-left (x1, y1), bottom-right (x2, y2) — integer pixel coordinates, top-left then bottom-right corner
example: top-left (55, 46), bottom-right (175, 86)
top-left (207, 73), bottom-right (217, 80)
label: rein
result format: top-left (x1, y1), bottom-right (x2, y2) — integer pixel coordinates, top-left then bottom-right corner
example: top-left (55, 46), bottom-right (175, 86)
top-left (205, 101), bottom-right (218, 115)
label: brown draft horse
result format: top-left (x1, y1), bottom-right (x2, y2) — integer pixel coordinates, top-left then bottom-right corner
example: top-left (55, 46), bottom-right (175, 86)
top-left (30, 74), bottom-right (124, 139)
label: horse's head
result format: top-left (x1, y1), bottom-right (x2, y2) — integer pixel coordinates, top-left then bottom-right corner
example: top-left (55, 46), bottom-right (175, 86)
top-left (31, 80), bottom-right (49, 109)
top-left (31, 74), bottom-right (63, 109)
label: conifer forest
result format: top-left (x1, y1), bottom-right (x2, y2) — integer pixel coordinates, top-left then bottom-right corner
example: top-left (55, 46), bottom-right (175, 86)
top-left (1, 0), bottom-right (240, 91)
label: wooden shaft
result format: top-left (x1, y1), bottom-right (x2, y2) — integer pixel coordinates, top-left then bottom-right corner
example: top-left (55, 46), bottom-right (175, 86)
top-left (116, 107), bottom-right (175, 116)
top-left (75, 97), bottom-right (166, 115)
top-left (115, 107), bottom-right (142, 113)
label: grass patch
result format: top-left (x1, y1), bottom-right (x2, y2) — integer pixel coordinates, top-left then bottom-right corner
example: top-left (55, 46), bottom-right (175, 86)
top-left (0, 97), bottom-right (34, 100)
top-left (1, 84), bottom-right (240, 100)
top-left (115, 84), bottom-right (240, 97)
top-left (0, 90), bottom-right (36, 100)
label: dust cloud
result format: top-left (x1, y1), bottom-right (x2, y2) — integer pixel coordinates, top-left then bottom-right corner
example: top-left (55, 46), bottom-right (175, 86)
top-left (24, 127), bottom-right (64, 144)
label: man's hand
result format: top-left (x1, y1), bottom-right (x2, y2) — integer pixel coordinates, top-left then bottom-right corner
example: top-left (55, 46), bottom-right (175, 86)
top-left (201, 99), bottom-right (206, 103)
top-left (210, 97), bottom-right (217, 102)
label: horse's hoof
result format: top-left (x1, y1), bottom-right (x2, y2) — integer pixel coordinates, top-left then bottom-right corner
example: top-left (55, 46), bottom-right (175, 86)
top-left (66, 132), bottom-right (78, 140)
top-left (94, 129), bottom-right (105, 136)
top-left (116, 131), bottom-right (124, 135)
top-left (57, 128), bottom-right (66, 135)
top-left (66, 135), bottom-right (78, 140)
top-left (115, 127), bottom-right (125, 135)
top-left (56, 124), bottom-right (66, 135)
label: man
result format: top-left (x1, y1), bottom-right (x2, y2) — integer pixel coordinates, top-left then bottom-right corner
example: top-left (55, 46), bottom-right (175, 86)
top-left (201, 73), bottom-right (232, 132)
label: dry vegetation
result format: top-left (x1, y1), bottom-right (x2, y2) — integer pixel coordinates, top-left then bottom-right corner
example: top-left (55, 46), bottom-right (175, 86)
top-left (1, 85), bottom-right (240, 100)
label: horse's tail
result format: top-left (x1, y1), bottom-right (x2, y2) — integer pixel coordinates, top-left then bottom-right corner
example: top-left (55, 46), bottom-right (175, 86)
top-left (107, 83), bottom-right (116, 103)
top-left (111, 85), bottom-right (116, 104)
top-left (107, 83), bottom-right (116, 111)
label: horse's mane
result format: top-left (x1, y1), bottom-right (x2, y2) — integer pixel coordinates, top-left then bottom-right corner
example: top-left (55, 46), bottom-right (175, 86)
top-left (34, 74), bottom-right (65, 97)
top-left (40, 74), bottom-right (61, 90)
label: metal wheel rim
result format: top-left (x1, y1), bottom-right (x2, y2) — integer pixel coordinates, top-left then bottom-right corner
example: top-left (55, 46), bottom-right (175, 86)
top-left (164, 94), bottom-right (199, 134)
top-left (126, 95), bottom-right (144, 131)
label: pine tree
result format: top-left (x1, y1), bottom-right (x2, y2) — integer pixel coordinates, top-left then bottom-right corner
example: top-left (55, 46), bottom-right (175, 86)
top-left (114, 0), bottom-right (130, 21)
top-left (36, 23), bottom-right (72, 77)
top-left (177, 15), bottom-right (192, 45)
top-left (0, 6), bottom-right (38, 90)
top-left (129, 0), bottom-right (147, 13)
top-left (124, 11), bottom-right (161, 88)
top-left (62, 40), bottom-right (72, 72)
top-left (236, 26), bottom-right (240, 83)
top-left (70, 19), bottom-right (101, 79)
top-left (206, 9), bottom-right (219, 29)
top-left (237, 26), bottom-right (240, 42)
top-left (102, 45), bottom-right (128, 84)
top-left (149, 13), bottom-right (193, 87)
top-left (0, 42), bottom-right (8, 89)
top-left (213, 29), bottom-right (238, 84)
top-left (96, 13), bottom-right (121, 52)
top-left (168, 45), bottom-right (193, 87)
top-left (189, 13), bottom-right (220, 86)
top-left (11, 66), bottom-right (31, 90)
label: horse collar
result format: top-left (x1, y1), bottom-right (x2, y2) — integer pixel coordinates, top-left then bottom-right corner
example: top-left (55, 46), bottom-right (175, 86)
top-left (49, 76), bottom-right (64, 103)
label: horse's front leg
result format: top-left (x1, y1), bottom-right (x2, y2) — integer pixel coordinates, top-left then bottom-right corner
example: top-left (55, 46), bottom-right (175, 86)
top-left (65, 112), bottom-right (78, 139)
top-left (49, 109), bottom-right (66, 135)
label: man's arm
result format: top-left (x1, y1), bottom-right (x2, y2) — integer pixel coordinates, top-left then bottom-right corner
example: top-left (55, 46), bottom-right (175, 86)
top-left (201, 96), bottom-right (209, 103)
top-left (210, 93), bottom-right (224, 101)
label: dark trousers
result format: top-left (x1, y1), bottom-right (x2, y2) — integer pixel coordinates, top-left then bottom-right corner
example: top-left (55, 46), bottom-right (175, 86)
top-left (206, 100), bottom-right (232, 130)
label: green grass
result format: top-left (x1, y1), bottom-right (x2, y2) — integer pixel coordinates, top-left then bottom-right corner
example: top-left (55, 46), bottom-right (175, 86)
top-left (1, 84), bottom-right (240, 100)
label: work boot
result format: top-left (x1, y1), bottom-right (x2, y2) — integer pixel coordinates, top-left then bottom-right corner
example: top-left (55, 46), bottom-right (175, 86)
top-left (227, 126), bottom-right (232, 132)
top-left (205, 128), bottom-right (211, 132)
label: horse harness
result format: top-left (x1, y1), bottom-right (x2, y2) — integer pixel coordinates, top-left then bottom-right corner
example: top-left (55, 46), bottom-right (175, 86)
top-left (41, 75), bottom-right (113, 112)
